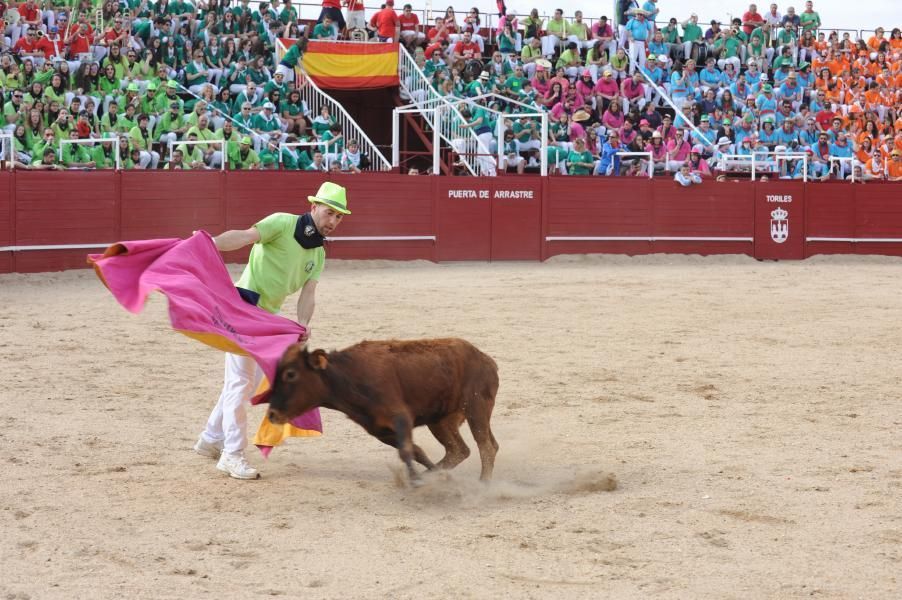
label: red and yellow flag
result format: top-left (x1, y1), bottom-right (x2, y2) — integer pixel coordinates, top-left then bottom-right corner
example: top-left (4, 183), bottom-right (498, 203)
top-left (301, 41), bottom-right (399, 89)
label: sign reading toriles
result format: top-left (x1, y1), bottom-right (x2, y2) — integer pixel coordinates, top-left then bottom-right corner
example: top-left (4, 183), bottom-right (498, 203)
top-left (766, 194), bottom-right (792, 244)
top-left (447, 189), bottom-right (535, 199)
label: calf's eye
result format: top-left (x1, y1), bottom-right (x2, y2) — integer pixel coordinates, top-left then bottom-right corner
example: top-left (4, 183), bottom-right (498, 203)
top-left (283, 370), bottom-right (299, 383)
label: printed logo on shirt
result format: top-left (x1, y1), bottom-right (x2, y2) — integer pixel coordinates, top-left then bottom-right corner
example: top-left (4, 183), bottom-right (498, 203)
top-left (304, 224), bottom-right (316, 237)
top-left (305, 260), bottom-right (315, 273)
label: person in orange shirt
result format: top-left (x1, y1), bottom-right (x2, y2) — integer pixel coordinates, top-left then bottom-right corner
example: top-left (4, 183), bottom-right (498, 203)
top-left (887, 149), bottom-right (902, 181)
top-left (867, 28), bottom-right (886, 52)
top-left (854, 136), bottom-right (874, 164)
top-left (890, 28), bottom-right (901, 51)
top-left (867, 148), bottom-right (886, 179)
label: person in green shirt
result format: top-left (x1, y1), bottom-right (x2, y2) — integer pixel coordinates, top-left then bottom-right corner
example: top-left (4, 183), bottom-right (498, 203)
top-left (194, 181), bottom-right (350, 480)
top-left (566, 137), bottom-right (595, 175)
top-left (263, 71), bottom-right (288, 97)
top-left (128, 114), bottom-right (160, 168)
top-left (713, 29), bottom-right (743, 71)
top-left (178, 131), bottom-right (208, 168)
top-left (799, 2), bottom-right (821, 34)
top-left (250, 101), bottom-right (282, 147)
top-left (164, 148), bottom-right (191, 169)
top-left (681, 14), bottom-right (704, 61)
top-left (91, 134), bottom-right (119, 169)
top-left (556, 42), bottom-right (582, 79)
top-left (61, 129), bottom-right (96, 169)
top-left (29, 127), bottom-right (57, 161)
top-left (310, 15), bottom-right (336, 40)
top-left (228, 135), bottom-right (261, 169)
top-left (185, 49), bottom-right (211, 94)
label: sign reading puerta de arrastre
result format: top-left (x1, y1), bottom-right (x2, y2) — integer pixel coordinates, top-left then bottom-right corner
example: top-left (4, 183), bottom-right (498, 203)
top-left (446, 189), bottom-right (536, 199)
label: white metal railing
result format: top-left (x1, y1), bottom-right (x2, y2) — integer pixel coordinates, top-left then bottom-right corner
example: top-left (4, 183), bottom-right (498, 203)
top-left (829, 157), bottom-right (856, 182)
top-left (615, 151), bottom-right (654, 178)
top-left (279, 45), bottom-right (390, 171)
top-left (392, 104), bottom-right (441, 175)
top-left (59, 138), bottom-right (121, 170)
top-left (0, 133), bottom-right (14, 170)
top-left (397, 45), bottom-right (488, 176)
top-left (167, 139), bottom-right (227, 171)
top-left (720, 152), bottom-right (809, 182)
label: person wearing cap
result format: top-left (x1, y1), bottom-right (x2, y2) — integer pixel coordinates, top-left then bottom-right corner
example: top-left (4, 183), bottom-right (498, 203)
top-left (624, 8), bottom-right (652, 74)
top-left (36, 25), bottom-right (65, 63)
top-left (710, 135), bottom-right (735, 171)
top-left (226, 135), bottom-right (260, 170)
top-left (687, 144), bottom-right (711, 176)
top-left (195, 181), bottom-right (351, 480)
top-left (755, 83), bottom-right (777, 121)
top-left (691, 115), bottom-right (717, 155)
top-left (250, 101), bottom-right (283, 150)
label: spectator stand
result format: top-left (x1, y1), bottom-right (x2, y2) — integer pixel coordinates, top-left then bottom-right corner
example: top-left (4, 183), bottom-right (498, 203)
top-left (277, 40), bottom-right (392, 171)
top-left (463, 92), bottom-right (548, 177)
top-left (278, 140), bottom-right (326, 170)
top-left (397, 44), bottom-right (488, 176)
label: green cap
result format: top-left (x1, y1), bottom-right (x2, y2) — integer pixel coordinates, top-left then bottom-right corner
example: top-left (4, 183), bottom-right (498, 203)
top-left (723, 118), bottom-right (731, 126)
top-left (763, 83), bottom-right (773, 92)
top-left (127, 82), bottom-right (139, 92)
top-left (240, 136), bottom-right (252, 145)
top-left (166, 80), bottom-right (179, 89)
top-left (700, 115), bottom-right (710, 122)
top-left (147, 81), bottom-right (158, 90)
top-left (308, 181), bottom-right (351, 215)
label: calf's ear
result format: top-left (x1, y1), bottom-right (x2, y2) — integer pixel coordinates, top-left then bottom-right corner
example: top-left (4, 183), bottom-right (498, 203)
top-left (307, 349), bottom-right (328, 371)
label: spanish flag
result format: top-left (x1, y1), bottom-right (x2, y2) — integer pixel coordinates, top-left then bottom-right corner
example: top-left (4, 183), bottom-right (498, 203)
top-left (301, 40), bottom-right (399, 89)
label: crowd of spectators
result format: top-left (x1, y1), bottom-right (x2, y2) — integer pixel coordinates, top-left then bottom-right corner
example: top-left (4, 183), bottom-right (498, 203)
top-left (402, 1), bottom-right (901, 181)
top-left (0, 0), bottom-right (898, 180)
top-left (0, 0), bottom-right (375, 171)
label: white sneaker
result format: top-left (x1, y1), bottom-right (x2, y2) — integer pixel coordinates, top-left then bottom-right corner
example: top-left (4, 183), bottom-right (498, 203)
top-left (193, 436), bottom-right (223, 459)
top-left (216, 451), bottom-right (259, 480)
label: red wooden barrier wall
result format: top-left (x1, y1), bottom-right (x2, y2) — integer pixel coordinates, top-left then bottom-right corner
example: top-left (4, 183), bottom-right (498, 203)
top-left (0, 172), bottom-right (900, 274)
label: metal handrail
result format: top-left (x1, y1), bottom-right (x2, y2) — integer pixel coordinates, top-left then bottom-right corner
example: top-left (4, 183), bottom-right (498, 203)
top-left (615, 151), bottom-right (654, 178)
top-left (397, 44), bottom-right (490, 176)
top-left (167, 139), bottom-right (227, 171)
top-left (289, 62), bottom-right (391, 171)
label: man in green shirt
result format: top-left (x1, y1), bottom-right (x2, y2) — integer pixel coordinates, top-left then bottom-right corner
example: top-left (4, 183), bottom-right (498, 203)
top-left (681, 14), bottom-right (703, 61)
top-left (61, 130), bottom-right (96, 168)
top-left (91, 134), bottom-right (119, 169)
top-left (229, 135), bottom-right (261, 169)
top-left (799, 1), bottom-right (820, 34)
top-left (194, 182), bottom-right (350, 480)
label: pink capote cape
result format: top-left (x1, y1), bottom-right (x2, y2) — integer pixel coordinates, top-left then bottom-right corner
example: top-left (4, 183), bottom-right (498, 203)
top-left (88, 231), bottom-right (322, 456)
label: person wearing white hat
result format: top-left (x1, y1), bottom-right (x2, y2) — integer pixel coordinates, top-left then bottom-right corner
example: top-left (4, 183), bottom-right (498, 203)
top-left (195, 181), bottom-right (351, 480)
top-left (624, 8), bottom-right (652, 74)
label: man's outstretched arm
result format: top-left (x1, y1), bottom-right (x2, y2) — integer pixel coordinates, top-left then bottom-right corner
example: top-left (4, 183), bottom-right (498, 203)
top-left (211, 227), bottom-right (261, 252)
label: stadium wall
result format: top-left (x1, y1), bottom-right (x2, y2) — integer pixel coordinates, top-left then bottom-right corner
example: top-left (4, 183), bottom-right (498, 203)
top-left (0, 171), bottom-right (900, 274)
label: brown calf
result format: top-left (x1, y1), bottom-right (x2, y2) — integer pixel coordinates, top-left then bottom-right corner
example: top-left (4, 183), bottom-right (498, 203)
top-left (266, 338), bottom-right (499, 483)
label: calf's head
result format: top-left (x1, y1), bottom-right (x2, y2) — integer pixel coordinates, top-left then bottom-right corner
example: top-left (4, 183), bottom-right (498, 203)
top-left (267, 343), bottom-right (330, 425)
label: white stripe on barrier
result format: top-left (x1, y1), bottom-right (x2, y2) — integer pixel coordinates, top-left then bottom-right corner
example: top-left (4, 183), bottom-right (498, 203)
top-left (0, 237), bottom-right (437, 252)
top-left (807, 237), bottom-right (902, 243)
top-left (545, 236), bottom-right (753, 242)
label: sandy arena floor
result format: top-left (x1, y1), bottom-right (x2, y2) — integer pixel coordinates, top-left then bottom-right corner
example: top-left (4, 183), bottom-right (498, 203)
top-left (1, 255), bottom-right (900, 599)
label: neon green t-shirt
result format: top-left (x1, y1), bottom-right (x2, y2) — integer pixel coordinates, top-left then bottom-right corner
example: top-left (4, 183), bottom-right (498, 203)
top-left (235, 213), bottom-right (325, 314)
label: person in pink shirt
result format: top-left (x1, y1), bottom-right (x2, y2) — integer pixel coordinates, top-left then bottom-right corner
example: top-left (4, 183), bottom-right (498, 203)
top-left (591, 15), bottom-right (616, 62)
top-left (620, 120), bottom-right (638, 148)
top-left (620, 71), bottom-right (647, 113)
top-left (688, 144), bottom-right (712, 176)
top-left (593, 68), bottom-right (620, 113)
top-left (657, 114), bottom-right (677, 143)
top-left (665, 127), bottom-right (691, 171)
top-left (530, 65), bottom-right (551, 97)
top-left (601, 100), bottom-right (625, 131)
top-left (575, 70), bottom-right (595, 102)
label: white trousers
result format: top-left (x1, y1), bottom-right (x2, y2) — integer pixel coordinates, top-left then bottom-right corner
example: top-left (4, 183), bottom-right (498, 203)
top-left (202, 353), bottom-right (263, 454)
